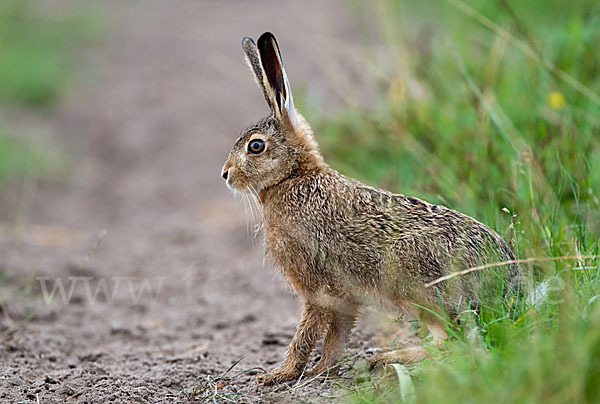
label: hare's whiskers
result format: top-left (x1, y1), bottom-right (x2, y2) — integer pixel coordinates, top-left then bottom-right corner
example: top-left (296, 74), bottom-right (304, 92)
top-left (245, 187), bottom-right (257, 228)
top-left (248, 184), bottom-right (264, 236)
top-left (241, 190), bottom-right (253, 235)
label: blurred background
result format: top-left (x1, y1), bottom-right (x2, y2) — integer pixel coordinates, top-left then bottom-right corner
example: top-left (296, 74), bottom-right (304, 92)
top-left (0, 0), bottom-right (598, 403)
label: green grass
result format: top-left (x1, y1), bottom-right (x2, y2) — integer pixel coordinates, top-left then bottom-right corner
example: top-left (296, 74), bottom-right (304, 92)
top-left (301, 0), bottom-right (600, 402)
top-left (0, 1), bottom-right (92, 106)
top-left (0, 133), bottom-right (46, 189)
top-left (0, 1), bottom-right (94, 187)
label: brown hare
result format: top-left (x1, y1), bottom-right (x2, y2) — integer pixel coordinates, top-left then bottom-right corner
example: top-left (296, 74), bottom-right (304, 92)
top-left (221, 32), bottom-right (520, 385)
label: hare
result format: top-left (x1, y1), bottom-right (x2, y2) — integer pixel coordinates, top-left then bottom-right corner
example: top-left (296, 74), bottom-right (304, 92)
top-left (221, 32), bottom-right (520, 385)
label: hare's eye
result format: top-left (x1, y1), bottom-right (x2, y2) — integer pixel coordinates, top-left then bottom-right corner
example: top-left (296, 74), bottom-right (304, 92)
top-left (248, 139), bottom-right (266, 155)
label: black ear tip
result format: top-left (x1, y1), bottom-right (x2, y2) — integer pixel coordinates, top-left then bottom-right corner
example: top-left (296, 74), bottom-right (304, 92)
top-left (259, 31), bottom-right (275, 39)
top-left (258, 32), bottom-right (277, 47)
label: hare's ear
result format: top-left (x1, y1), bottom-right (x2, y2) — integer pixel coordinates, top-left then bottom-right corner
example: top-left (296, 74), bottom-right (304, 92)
top-left (256, 32), bottom-right (296, 127)
top-left (242, 37), bottom-right (274, 112)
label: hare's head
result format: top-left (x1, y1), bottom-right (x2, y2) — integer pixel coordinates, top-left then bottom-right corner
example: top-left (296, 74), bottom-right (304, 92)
top-left (221, 32), bottom-right (324, 194)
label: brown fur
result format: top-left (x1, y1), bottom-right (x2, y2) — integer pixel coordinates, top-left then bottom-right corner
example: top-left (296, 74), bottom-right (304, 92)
top-left (222, 32), bottom-right (520, 384)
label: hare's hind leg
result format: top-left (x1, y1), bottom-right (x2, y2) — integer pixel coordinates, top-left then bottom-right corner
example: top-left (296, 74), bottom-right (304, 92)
top-left (258, 303), bottom-right (329, 385)
top-left (368, 346), bottom-right (427, 367)
top-left (306, 310), bottom-right (357, 378)
top-left (368, 318), bottom-right (447, 368)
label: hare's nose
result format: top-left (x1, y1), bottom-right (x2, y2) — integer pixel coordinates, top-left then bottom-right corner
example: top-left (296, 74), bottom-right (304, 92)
top-left (221, 169), bottom-right (229, 180)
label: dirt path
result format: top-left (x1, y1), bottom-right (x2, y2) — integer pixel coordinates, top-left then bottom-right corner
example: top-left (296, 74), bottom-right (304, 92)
top-left (0, 1), bottom-right (399, 403)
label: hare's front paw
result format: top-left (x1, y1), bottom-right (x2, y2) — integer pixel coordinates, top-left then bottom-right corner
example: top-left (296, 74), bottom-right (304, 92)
top-left (256, 367), bottom-right (299, 385)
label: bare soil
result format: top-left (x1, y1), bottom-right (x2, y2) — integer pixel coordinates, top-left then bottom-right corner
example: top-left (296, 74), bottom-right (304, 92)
top-left (0, 1), bottom-right (414, 402)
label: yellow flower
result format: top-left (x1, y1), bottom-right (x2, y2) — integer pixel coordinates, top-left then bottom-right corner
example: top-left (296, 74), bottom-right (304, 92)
top-left (547, 91), bottom-right (566, 110)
